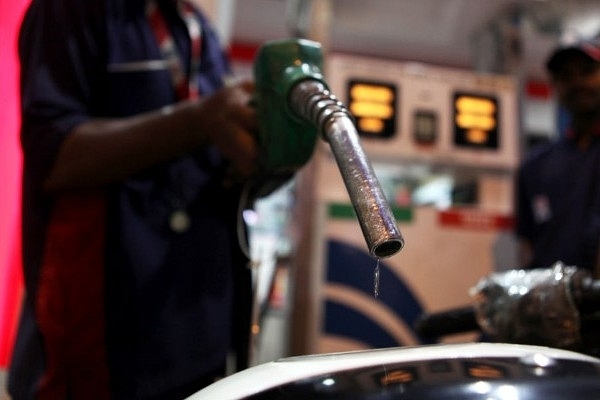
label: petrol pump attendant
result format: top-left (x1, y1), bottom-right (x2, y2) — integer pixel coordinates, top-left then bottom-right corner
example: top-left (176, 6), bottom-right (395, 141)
top-left (516, 37), bottom-right (600, 274)
top-left (9, 0), bottom-right (259, 399)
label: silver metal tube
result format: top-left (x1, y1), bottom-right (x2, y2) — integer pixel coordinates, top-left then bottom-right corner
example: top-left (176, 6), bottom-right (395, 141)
top-left (289, 79), bottom-right (404, 258)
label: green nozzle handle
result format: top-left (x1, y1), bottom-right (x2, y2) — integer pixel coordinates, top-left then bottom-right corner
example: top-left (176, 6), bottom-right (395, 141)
top-left (253, 38), bottom-right (324, 174)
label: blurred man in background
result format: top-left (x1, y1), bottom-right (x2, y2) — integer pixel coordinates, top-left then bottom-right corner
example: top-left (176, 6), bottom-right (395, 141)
top-left (516, 37), bottom-right (600, 275)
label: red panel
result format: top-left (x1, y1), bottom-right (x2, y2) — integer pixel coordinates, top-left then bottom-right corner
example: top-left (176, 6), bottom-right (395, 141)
top-left (228, 41), bottom-right (259, 62)
top-left (525, 79), bottom-right (552, 99)
top-left (438, 209), bottom-right (514, 231)
top-left (0, 0), bottom-right (29, 369)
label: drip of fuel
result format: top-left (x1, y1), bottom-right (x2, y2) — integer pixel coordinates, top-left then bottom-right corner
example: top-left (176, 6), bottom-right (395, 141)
top-left (374, 258), bottom-right (380, 298)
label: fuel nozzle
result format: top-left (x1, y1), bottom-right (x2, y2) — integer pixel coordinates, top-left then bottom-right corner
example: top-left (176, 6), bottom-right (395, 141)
top-left (254, 38), bottom-right (404, 258)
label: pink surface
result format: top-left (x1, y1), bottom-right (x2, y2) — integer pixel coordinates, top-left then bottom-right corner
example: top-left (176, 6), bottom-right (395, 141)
top-left (0, 0), bottom-right (29, 368)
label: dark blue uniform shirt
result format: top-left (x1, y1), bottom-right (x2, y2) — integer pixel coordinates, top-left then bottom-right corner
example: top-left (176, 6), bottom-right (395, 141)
top-left (516, 135), bottom-right (600, 271)
top-left (10, 0), bottom-right (251, 398)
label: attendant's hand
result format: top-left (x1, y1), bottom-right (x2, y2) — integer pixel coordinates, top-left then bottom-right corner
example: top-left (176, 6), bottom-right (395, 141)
top-left (194, 80), bottom-right (259, 180)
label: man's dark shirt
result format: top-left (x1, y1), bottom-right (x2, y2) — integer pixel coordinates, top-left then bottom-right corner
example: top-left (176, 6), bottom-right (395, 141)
top-left (10, 0), bottom-right (251, 398)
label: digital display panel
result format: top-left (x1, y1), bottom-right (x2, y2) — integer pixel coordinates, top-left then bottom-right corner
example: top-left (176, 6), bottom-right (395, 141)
top-left (453, 92), bottom-right (499, 150)
top-left (347, 79), bottom-right (397, 138)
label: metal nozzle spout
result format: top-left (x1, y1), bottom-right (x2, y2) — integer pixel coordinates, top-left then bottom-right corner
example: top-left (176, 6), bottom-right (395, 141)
top-left (289, 79), bottom-right (404, 258)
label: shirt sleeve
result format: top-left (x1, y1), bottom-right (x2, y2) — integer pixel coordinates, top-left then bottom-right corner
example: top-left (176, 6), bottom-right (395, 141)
top-left (18, 0), bottom-right (106, 184)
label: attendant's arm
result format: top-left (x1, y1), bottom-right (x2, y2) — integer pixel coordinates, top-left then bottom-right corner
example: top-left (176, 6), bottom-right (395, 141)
top-left (44, 81), bottom-right (259, 191)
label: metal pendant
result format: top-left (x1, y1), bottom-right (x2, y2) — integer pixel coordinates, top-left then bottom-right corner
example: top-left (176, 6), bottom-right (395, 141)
top-left (169, 209), bottom-right (191, 233)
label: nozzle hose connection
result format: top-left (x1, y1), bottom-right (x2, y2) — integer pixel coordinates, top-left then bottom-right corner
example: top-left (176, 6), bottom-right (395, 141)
top-left (289, 79), bottom-right (404, 258)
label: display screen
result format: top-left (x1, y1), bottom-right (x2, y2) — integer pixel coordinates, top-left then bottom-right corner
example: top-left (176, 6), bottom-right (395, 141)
top-left (453, 92), bottom-right (499, 150)
top-left (347, 79), bottom-right (397, 138)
